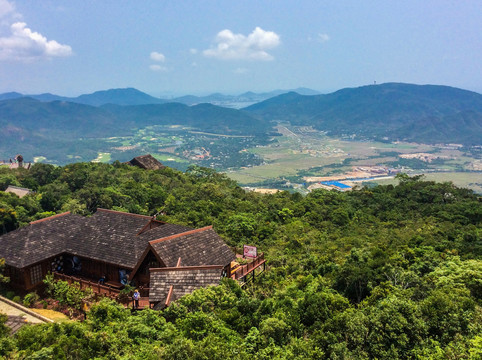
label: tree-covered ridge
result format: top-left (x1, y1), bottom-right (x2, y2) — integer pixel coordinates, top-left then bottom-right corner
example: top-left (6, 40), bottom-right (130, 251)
top-left (0, 97), bottom-right (271, 163)
top-left (0, 163), bottom-right (481, 359)
top-left (245, 83), bottom-right (482, 145)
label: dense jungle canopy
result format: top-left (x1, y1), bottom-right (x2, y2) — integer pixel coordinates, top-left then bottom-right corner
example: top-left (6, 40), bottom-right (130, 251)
top-left (0, 162), bottom-right (481, 359)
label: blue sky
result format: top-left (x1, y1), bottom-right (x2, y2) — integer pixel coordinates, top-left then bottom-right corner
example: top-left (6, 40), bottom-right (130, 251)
top-left (0, 0), bottom-right (481, 96)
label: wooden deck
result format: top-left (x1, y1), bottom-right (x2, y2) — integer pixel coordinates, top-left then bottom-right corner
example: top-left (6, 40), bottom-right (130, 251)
top-left (53, 253), bottom-right (267, 310)
top-left (231, 253), bottom-right (266, 285)
top-left (53, 272), bottom-right (152, 309)
top-left (54, 272), bottom-right (122, 298)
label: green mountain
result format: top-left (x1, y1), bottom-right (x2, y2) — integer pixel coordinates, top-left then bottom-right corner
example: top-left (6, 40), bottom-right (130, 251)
top-left (0, 97), bottom-right (270, 163)
top-left (74, 88), bottom-right (167, 106)
top-left (171, 88), bottom-right (321, 107)
top-left (0, 97), bottom-right (117, 136)
top-left (0, 97), bottom-right (268, 137)
top-left (101, 102), bottom-right (270, 135)
top-left (0, 88), bottom-right (167, 106)
top-left (0, 97), bottom-right (270, 159)
top-left (245, 83), bottom-right (482, 145)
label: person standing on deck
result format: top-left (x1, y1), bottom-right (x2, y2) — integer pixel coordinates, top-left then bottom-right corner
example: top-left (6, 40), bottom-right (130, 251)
top-left (133, 289), bottom-right (140, 309)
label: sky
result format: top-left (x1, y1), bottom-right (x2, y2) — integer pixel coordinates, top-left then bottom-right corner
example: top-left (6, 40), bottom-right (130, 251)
top-left (0, 0), bottom-right (481, 97)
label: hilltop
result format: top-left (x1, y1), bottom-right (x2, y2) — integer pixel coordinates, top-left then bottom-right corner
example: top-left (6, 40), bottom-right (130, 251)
top-left (245, 83), bottom-right (482, 145)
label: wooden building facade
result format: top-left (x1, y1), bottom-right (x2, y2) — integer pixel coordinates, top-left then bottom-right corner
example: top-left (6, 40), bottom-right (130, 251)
top-left (0, 209), bottom-right (236, 302)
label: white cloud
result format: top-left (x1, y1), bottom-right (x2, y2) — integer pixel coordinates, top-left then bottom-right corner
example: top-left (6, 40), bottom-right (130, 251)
top-left (0, 22), bottom-right (72, 61)
top-left (150, 51), bottom-right (165, 62)
top-left (203, 27), bottom-right (280, 61)
top-left (0, 0), bottom-right (14, 19)
top-left (189, 48), bottom-right (198, 55)
top-left (149, 64), bottom-right (167, 72)
top-left (318, 33), bottom-right (330, 43)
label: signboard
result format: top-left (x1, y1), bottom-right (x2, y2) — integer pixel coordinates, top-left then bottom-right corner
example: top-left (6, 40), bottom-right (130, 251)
top-left (243, 245), bottom-right (257, 258)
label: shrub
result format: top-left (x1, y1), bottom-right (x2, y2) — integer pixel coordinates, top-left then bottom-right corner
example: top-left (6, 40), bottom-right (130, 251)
top-left (12, 296), bottom-right (21, 304)
top-left (23, 292), bottom-right (39, 308)
top-left (43, 273), bottom-right (93, 310)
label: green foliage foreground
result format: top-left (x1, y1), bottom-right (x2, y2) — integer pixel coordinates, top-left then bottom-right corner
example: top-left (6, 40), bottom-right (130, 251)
top-left (0, 162), bottom-right (481, 359)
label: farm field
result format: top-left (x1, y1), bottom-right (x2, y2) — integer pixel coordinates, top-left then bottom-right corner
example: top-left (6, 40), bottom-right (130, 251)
top-left (371, 172), bottom-right (482, 194)
top-left (19, 122), bottom-right (481, 193)
top-left (227, 125), bottom-right (482, 193)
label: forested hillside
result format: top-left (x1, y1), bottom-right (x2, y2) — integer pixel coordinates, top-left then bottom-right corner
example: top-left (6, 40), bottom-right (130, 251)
top-left (0, 163), bottom-right (481, 359)
top-left (0, 97), bottom-right (271, 163)
top-left (245, 83), bottom-right (482, 145)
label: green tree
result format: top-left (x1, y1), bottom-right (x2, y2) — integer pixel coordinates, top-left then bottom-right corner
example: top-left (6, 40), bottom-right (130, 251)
top-left (0, 208), bottom-right (18, 234)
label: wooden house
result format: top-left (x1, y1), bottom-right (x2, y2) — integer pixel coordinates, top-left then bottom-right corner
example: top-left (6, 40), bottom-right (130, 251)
top-left (0, 209), bottom-right (236, 308)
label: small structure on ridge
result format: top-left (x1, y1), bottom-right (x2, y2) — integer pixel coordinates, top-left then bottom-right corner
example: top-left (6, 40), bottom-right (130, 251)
top-left (4, 185), bottom-right (33, 198)
top-left (127, 154), bottom-right (165, 170)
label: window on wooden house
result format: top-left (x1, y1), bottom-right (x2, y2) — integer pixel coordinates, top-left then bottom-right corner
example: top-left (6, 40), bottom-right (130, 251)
top-left (30, 264), bottom-right (43, 285)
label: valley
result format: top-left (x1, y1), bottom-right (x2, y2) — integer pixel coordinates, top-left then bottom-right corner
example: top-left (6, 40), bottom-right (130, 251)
top-left (227, 124), bottom-right (482, 193)
top-left (1, 83), bottom-right (481, 193)
top-left (4, 121), bottom-right (480, 193)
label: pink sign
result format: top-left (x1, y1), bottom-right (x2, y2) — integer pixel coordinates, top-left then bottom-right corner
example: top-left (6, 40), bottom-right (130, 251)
top-left (243, 245), bottom-right (257, 258)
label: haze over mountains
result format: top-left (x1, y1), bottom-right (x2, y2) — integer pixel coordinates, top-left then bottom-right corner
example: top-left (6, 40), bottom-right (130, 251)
top-left (0, 97), bottom-right (269, 148)
top-left (1, 83), bottom-right (481, 160)
top-left (169, 88), bottom-right (321, 107)
top-left (0, 87), bottom-right (320, 108)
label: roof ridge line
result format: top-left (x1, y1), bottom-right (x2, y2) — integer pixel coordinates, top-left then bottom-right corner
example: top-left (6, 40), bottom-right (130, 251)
top-left (136, 219), bottom-right (168, 236)
top-left (30, 212), bottom-right (71, 225)
top-left (96, 208), bottom-right (152, 219)
top-left (150, 264), bottom-right (223, 272)
top-left (6, 185), bottom-right (31, 191)
top-left (149, 225), bottom-right (213, 245)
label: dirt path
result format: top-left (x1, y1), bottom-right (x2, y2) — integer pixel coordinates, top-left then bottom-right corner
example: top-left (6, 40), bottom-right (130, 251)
top-left (0, 296), bottom-right (49, 324)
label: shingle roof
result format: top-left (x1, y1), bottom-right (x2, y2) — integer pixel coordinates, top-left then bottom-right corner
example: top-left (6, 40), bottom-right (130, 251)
top-left (149, 266), bottom-right (223, 304)
top-left (149, 227), bottom-right (236, 267)
top-left (0, 212), bottom-right (86, 268)
top-left (65, 209), bottom-right (192, 268)
top-left (127, 154), bottom-right (165, 170)
top-left (0, 208), bottom-right (235, 273)
top-left (0, 209), bottom-right (193, 269)
top-left (4, 185), bottom-right (33, 198)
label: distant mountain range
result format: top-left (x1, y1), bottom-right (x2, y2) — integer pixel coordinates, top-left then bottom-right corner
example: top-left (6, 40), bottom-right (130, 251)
top-left (0, 87), bottom-right (321, 108)
top-left (1, 83), bottom-right (481, 155)
top-left (0, 88), bottom-right (166, 107)
top-left (168, 88), bottom-right (321, 107)
top-left (245, 83), bottom-right (482, 145)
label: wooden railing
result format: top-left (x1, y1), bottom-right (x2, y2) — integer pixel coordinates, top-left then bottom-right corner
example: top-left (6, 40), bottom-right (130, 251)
top-left (231, 253), bottom-right (266, 280)
top-left (139, 287), bottom-right (149, 297)
top-left (53, 272), bottom-right (121, 298)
